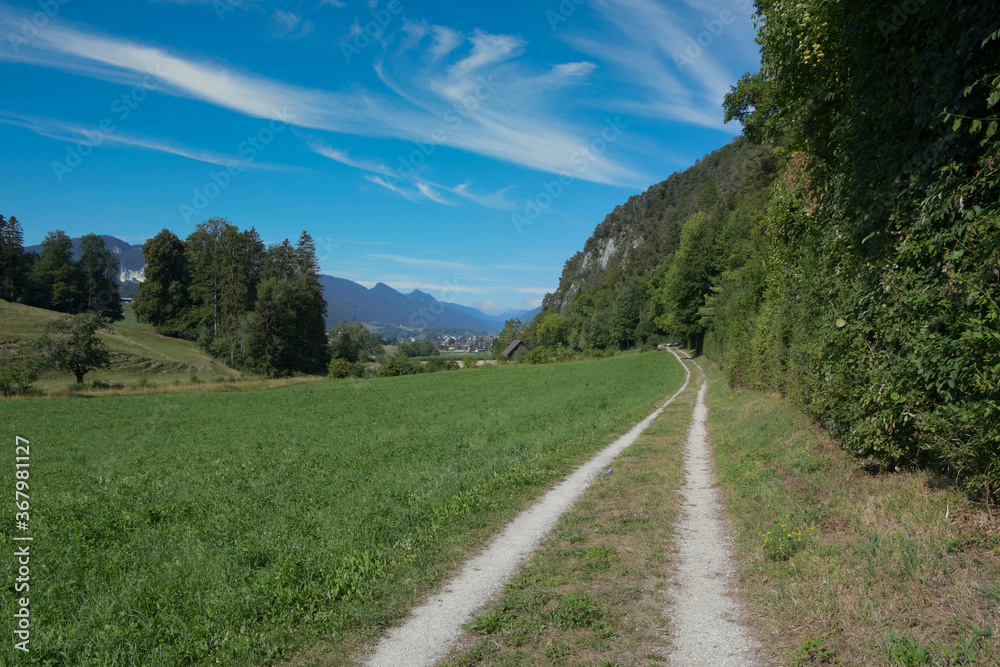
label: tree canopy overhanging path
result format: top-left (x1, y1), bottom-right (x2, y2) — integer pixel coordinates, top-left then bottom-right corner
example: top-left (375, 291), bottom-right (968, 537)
top-left (360, 350), bottom-right (760, 667)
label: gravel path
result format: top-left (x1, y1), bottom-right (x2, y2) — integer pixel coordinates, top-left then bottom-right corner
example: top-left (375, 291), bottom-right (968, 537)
top-left (363, 356), bottom-right (693, 667)
top-left (665, 355), bottom-right (760, 666)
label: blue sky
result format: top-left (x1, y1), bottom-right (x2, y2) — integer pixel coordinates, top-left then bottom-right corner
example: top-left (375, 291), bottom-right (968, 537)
top-left (0, 0), bottom-right (758, 313)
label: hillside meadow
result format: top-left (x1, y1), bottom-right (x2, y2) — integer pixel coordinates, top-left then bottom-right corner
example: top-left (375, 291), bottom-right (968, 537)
top-left (0, 300), bottom-right (239, 392)
top-left (0, 351), bottom-right (683, 665)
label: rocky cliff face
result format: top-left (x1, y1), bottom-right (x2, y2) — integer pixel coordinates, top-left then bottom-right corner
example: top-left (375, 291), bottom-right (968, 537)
top-left (544, 139), bottom-right (773, 315)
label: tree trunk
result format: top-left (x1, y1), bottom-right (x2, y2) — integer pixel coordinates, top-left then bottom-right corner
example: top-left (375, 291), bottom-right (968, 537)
top-left (75, 370), bottom-right (85, 384)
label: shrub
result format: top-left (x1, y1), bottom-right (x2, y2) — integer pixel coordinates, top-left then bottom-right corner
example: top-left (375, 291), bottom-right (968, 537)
top-left (0, 357), bottom-right (42, 396)
top-left (378, 355), bottom-right (417, 377)
top-left (328, 357), bottom-right (363, 379)
top-left (527, 346), bottom-right (549, 364)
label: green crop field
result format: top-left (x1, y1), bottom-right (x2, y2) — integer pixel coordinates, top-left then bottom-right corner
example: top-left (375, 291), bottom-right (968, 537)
top-left (0, 351), bottom-right (683, 665)
top-left (0, 300), bottom-right (239, 390)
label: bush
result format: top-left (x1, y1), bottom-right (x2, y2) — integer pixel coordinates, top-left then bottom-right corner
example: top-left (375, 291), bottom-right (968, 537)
top-left (0, 358), bottom-right (42, 396)
top-left (378, 355), bottom-right (417, 377)
top-left (423, 358), bottom-right (457, 374)
top-left (526, 346), bottom-right (549, 364)
top-left (328, 357), bottom-right (363, 379)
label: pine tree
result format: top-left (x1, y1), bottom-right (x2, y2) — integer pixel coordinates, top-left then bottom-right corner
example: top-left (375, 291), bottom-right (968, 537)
top-left (0, 215), bottom-right (25, 301)
top-left (291, 231), bottom-right (330, 373)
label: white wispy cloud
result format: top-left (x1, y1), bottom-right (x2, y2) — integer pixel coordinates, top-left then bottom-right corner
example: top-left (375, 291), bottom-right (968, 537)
top-left (309, 140), bottom-right (518, 210)
top-left (492, 264), bottom-right (552, 271)
top-left (0, 110), bottom-right (287, 170)
top-left (365, 175), bottom-right (421, 201)
top-left (368, 254), bottom-right (474, 270)
top-left (0, 9), bottom-right (644, 185)
top-left (415, 182), bottom-right (453, 206)
top-left (521, 296), bottom-right (544, 309)
top-left (562, 0), bottom-right (754, 130)
top-left (270, 10), bottom-right (314, 39)
top-left (476, 299), bottom-right (503, 311)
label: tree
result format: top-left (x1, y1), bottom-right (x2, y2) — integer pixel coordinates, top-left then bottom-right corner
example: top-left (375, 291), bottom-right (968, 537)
top-left (243, 277), bottom-right (294, 376)
top-left (36, 313), bottom-right (113, 383)
top-left (650, 213), bottom-right (714, 350)
top-left (491, 318), bottom-right (524, 360)
top-left (78, 234), bottom-right (123, 320)
top-left (330, 321), bottom-right (383, 362)
top-left (290, 231), bottom-right (330, 373)
top-left (135, 229), bottom-right (191, 336)
top-left (378, 354), bottom-right (416, 377)
top-left (27, 230), bottom-right (79, 312)
top-left (535, 312), bottom-right (570, 349)
top-left (0, 215), bottom-right (25, 302)
top-left (609, 277), bottom-right (648, 349)
top-left (186, 217), bottom-right (230, 335)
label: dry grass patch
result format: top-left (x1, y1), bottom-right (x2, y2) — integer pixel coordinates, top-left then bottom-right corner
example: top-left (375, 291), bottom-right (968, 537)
top-left (438, 375), bottom-right (696, 666)
top-left (704, 361), bottom-right (1000, 666)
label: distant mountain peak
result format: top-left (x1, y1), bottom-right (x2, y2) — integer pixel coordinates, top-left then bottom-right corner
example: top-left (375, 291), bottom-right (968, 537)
top-left (407, 289), bottom-right (437, 303)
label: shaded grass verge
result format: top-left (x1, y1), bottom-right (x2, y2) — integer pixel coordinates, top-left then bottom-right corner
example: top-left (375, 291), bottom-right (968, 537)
top-left (704, 360), bottom-right (1000, 665)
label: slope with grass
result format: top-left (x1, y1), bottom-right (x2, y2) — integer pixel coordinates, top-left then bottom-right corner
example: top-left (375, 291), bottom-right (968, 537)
top-left (705, 362), bottom-right (1000, 665)
top-left (0, 299), bottom-right (238, 390)
top-left (0, 351), bottom-right (683, 665)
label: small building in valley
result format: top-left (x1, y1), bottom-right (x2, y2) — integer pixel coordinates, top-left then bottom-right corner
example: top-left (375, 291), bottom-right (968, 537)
top-left (501, 339), bottom-right (527, 360)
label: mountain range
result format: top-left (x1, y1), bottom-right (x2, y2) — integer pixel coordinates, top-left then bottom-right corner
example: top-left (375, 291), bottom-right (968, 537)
top-left (24, 236), bottom-right (537, 332)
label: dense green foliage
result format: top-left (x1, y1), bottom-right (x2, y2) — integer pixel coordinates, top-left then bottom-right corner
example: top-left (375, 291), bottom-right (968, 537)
top-left (534, 3), bottom-right (998, 496)
top-left (0, 220), bottom-right (123, 319)
top-left (535, 140), bottom-right (779, 353)
top-left (34, 313), bottom-right (114, 383)
top-left (0, 353), bottom-right (682, 665)
top-left (712, 0), bottom-right (1000, 497)
top-left (329, 320), bottom-right (385, 362)
top-left (135, 218), bottom-right (329, 376)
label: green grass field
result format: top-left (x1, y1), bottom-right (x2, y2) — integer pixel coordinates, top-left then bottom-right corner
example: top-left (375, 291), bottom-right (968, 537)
top-left (0, 300), bottom-right (239, 390)
top-left (0, 352), bottom-right (683, 665)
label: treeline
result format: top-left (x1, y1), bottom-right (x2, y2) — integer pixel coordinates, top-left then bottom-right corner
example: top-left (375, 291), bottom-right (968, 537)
top-left (0, 216), bottom-right (123, 320)
top-left (134, 218), bottom-right (329, 376)
top-left (533, 0), bottom-right (999, 498)
top-left (710, 0), bottom-right (999, 498)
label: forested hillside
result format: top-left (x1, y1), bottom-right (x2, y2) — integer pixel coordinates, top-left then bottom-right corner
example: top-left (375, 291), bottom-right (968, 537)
top-left (532, 0), bottom-right (999, 499)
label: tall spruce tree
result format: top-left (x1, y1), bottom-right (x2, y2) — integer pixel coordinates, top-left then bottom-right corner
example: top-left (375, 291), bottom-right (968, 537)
top-left (291, 231), bottom-right (330, 373)
top-left (0, 215), bottom-right (25, 302)
top-left (134, 229), bottom-right (191, 336)
top-left (78, 234), bottom-right (123, 320)
top-left (28, 230), bottom-right (80, 312)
